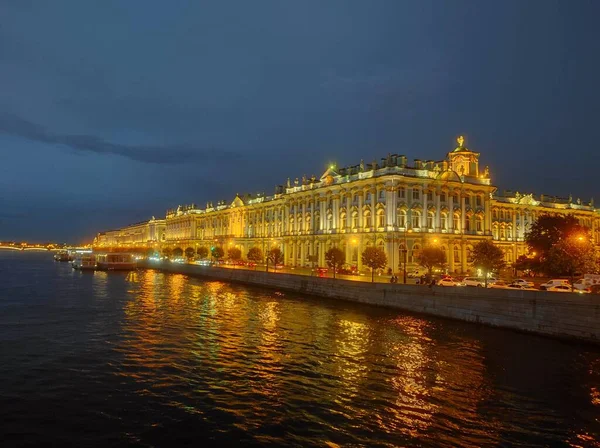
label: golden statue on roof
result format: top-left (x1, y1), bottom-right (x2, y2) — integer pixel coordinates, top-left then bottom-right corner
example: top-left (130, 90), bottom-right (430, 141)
top-left (457, 135), bottom-right (465, 147)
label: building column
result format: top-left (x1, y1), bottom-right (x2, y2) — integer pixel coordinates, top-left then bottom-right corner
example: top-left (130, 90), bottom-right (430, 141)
top-left (461, 195), bottom-right (466, 232)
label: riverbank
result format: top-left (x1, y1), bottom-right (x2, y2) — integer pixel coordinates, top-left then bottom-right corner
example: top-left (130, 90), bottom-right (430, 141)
top-left (140, 260), bottom-right (600, 344)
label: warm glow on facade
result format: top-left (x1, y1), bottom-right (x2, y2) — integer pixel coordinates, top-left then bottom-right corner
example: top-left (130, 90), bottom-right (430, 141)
top-left (93, 137), bottom-right (600, 274)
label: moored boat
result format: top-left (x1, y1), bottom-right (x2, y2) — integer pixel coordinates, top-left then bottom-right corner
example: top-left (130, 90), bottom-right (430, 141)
top-left (96, 253), bottom-right (137, 271)
top-left (54, 251), bottom-right (70, 262)
top-left (72, 254), bottom-right (96, 270)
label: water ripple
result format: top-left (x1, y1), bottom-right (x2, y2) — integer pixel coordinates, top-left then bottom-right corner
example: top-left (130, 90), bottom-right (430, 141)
top-left (0, 252), bottom-right (599, 447)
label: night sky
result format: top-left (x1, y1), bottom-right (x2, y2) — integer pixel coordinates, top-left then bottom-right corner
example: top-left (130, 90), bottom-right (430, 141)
top-left (1, 0), bottom-right (599, 243)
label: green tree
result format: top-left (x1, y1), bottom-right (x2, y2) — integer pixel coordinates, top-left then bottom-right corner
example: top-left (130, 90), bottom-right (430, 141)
top-left (416, 246), bottom-right (446, 277)
top-left (544, 238), bottom-right (597, 290)
top-left (162, 247), bottom-right (172, 259)
top-left (211, 246), bottom-right (224, 261)
top-left (246, 247), bottom-right (263, 268)
top-left (197, 246), bottom-right (209, 260)
top-left (471, 240), bottom-right (505, 287)
top-left (266, 247), bottom-right (284, 272)
top-left (525, 214), bottom-right (587, 267)
top-left (361, 246), bottom-right (387, 283)
top-left (172, 247), bottom-right (183, 258)
top-left (227, 247), bottom-right (242, 262)
top-left (145, 247), bottom-right (157, 258)
top-left (325, 247), bottom-right (345, 278)
top-left (184, 247), bottom-right (195, 260)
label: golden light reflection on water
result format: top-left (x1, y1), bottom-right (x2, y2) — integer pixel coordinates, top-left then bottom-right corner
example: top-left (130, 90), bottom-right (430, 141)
top-left (382, 316), bottom-right (437, 437)
top-left (334, 319), bottom-right (369, 395)
top-left (111, 270), bottom-right (597, 446)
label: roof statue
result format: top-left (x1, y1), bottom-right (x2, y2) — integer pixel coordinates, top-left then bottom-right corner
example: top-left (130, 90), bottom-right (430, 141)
top-left (359, 159), bottom-right (365, 171)
top-left (286, 178), bottom-right (291, 188)
top-left (457, 135), bottom-right (465, 147)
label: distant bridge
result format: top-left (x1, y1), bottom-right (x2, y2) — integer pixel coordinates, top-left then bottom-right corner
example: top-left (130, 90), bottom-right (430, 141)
top-left (0, 246), bottom-right (52, 251)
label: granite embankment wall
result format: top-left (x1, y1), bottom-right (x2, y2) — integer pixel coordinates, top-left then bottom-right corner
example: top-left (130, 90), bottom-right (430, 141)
top-left (141, 261), bottom-right (600, 344)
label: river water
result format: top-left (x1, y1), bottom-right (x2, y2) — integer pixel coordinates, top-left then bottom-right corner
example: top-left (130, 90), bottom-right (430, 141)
top-left (0, 251), bottom-right (599, 447)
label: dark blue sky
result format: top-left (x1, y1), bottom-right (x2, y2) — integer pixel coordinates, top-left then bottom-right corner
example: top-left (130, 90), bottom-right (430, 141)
top-left (1, 0), bottom-right (599, 243)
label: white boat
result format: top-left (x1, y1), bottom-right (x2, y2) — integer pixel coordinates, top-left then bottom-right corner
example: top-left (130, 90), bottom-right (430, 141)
top-left (72, 254), bottom-right (96, 270)
top-left (96, 253), bottom-right (137, 271)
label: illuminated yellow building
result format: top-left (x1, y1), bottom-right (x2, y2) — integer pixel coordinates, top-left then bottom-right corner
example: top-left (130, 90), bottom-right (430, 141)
top-left (95, 137), bottom-right (600, 274)
top-left (94, 217), bottom-right (165, 250)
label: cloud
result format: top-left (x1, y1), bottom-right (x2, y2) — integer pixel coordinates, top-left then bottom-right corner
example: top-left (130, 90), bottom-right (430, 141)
top-left (0, 112), bottom-right (240, 164)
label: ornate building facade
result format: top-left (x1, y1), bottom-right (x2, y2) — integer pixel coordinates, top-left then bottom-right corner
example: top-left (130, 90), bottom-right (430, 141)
top-left (94, 137), bottom-right (600, 274)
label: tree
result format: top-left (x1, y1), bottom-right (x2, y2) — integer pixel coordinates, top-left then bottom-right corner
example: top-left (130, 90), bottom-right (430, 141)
top-left (471, 240), bottom-right (505, 287)
top-left (417, 246), bottom-right (446, 277)
top-left (211, 246), bottom-right (224, 261)
top-left (162, 247), bottom-right (172, 259)
top-left (361, 247), bottom-right (387, 283)
top-left (197, 246), bottom-right (209, 260)
top-left (544, 238), bottom-right (597, 290)
top-left (266, 247), bottom-right (283, 272)
top-left (247, 247), bottom-right (263, 268)
top-left (325, 247), bottom-right (345, 279)
top-left (172, 247), bottom-right (183, 258)
top-left (228, 247), bottom-right (242, 262)
top-left (184, 247), bottom-right (195, 260)
top-left (525, 214), bottom-right (587, 265)
top-left (145, 247), bottom-right (157, 258)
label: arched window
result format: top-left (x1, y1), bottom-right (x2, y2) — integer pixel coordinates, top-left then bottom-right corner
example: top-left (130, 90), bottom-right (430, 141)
top-left (440, 213), bottom-right (448, 230)
top-left (306, 215), bottom-right (311, 232)
top-left (397, 210), bottom-right (407, 228)
top-left (409, 244), bottom-right (421, 263)
top-left (466, 246), bottom-right (473, 263)
top-left (465, 217), bottom-right (471, 232)
top-left (453, 213), bottom-right (460, 231)
top-left (377, 209), bottom-right (385, 228)
top-left (476, 216), bottom-right (483, 232)
top-left (365, 210), bottom-right (372, 228)
top-left (340, 212), bottom-right (347, 229)
top-left (412, 211), bottom-right (421, 229)
top-left (507, 225), bottom-right (512, 240)
top-left (453, 245), bottom-right (461, 264)
top-left (315, 213), bottom-right (321, 231)
top-left (352, 212), bottom-right (359, 229)
top-left (427, 212), bottom-right (434, 229)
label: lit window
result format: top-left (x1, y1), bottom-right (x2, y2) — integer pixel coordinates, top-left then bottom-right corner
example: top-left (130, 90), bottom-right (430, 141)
top-left (377, 211), bottom-right (385, 227)
top-left (397, 210), bottom-right (407, 227)
top-left (412, 189), bottom-right (420, 200)
top-left (412, 212), bottom-right (420, 228)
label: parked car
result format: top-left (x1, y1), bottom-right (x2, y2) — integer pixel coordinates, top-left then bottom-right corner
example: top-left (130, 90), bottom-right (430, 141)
top-left (589, 285), bottom-right (600, 295)
top-left (546, 285), bottom-right (573, 293)
top-left (463, 277), bottom-right (497, 287)
top-left (511, 278), bottom-right (535, 288)
top-left (313, 267), bottom-right (328, 277)
top-left (407, 269), bottom-right (425, 279)
top-left (539, 279), bottom-right (570, 290)
top-left (337, 265), bottom-right (359, 275)
top-left (438, 278), bottom-right (465, 287)
top-left (490, 280), bottom-right (510, 289)
top-left (507, 282), bottom-right (537, 290)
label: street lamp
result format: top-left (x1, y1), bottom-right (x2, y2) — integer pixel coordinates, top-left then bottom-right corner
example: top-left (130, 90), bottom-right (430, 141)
top-left (402, 229), bottom-right (412, 284)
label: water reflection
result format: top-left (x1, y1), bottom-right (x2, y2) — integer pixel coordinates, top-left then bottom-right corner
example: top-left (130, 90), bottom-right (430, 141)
top-left (111, 270), bottom-right (600, 447)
